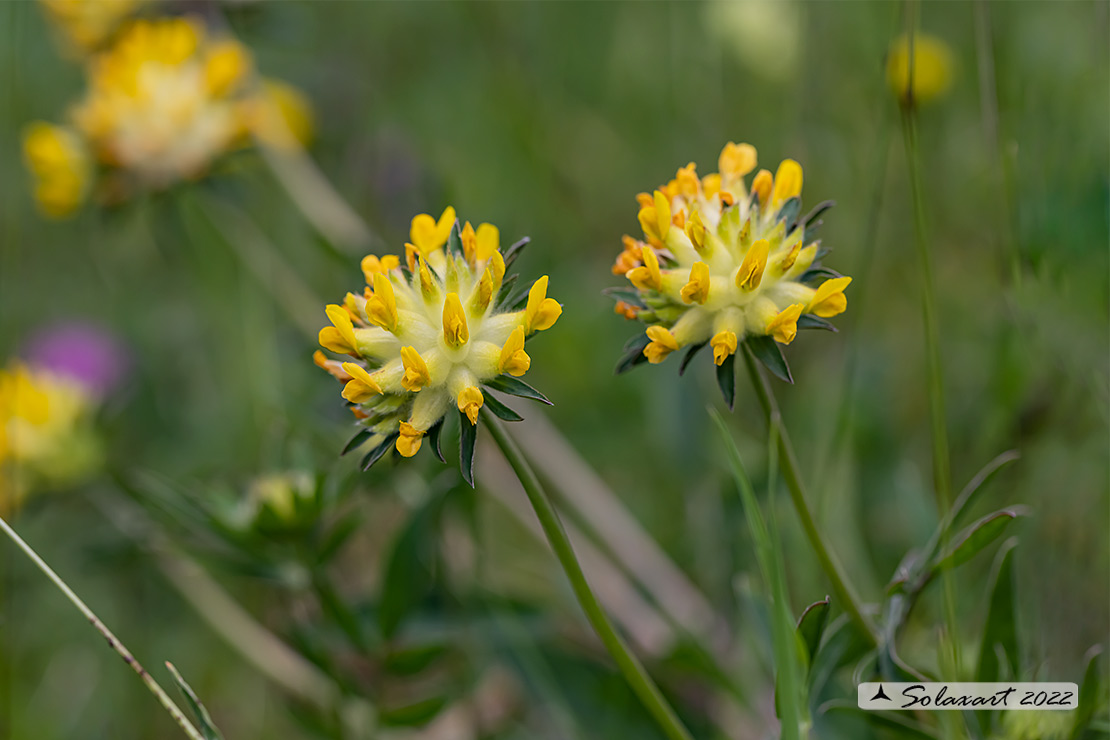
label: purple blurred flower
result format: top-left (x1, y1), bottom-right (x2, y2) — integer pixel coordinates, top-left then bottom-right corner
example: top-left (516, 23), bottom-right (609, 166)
top-left (23, 321), bottom-right (128, 398)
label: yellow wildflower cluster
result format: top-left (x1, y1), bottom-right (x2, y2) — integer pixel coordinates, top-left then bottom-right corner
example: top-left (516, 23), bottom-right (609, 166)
top-left (610, 142), bottom-right (852, 387)
top-left (23, 15), bottom-right (313, 218)
top-left (0, 363), bottom-right (101, 518)
top-left (316, 208), bottom-right (560, 477)
top-left (886, 33), bottom-right (954, 107)
top-left (38, 0), bottom-right (145, 55)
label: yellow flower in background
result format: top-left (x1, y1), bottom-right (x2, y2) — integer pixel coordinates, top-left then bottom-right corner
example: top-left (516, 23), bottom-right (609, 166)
top-left (609, 142), bottom-right (852, 399)
top-left (21, 122), bottom-right (90, 218)
top-left (38, 0), bottom-right (145, 55)
top-left (315, 209), bottom-right (560, 483)
top-left (886, 33), bottom-right (953, 107)
top-left (0, 363), bottom-right (101, 518)
top-left (23, 14), bottom-right (315, 216)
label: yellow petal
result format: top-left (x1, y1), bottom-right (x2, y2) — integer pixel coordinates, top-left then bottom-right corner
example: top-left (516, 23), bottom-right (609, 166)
top-left (710, 330), bottom-right (738, 366)
top-left (643, 325), bottom-right (679, 364)
top-left (498, 326), bottom-right (531, 376)
top-left (396, 421), bottom-right (424, 457)
top-left (680, 261), bottom-right (711, 305)
top-left (718, 142), bottom-right (757, 180)
top-left (365, 273), bottom-right (398, 331)
top-left (475, 223), bottom-right (499, 262)
top-left (766, 303), bottom-right (804, 345)
top-left (685, 209), bottom-right (708, 254)
top-left (751, 169), bottom-right (773, 206)
top-left (808, 276), bottom-right (852, 318)
top-left (460, 221), bottom-right (477, 262)
top-left (323, 304), bottom-right (358, 353)
top-left (410, 206), bottom-right (456, 254)
top-left (457, 386), bottom-right (484, 425)
top-left (340, 362), bottom-right (383, 402)
top-left (736, 239), bottom-right (770, 291)
top-left (204, 39), bottom-right (250, 96)
top-left (653, 190), bottom-right (672, 241)
top-left (886, 34), bottom-right (954, 106)
top-left (772, 159), bottom-right (803, 205)
top-left (524, 275), bottom-right (562, 333)
top-left (442, 292), bottom-right (470, 348)
top-left (400, 346), bottom-right (431, 392)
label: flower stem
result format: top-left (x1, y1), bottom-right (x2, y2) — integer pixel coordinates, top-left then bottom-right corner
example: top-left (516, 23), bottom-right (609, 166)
top-left (482, 415), bottom-right (694, 740)
top-left (0, 515), bottom-right (206, 740)
top-left (740, 346), bottom-right (881, 647)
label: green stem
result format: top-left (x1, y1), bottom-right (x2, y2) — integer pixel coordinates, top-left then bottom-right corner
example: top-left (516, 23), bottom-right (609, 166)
top-left (740, 346), bottom-right (881, 647)
top-left (481, 415), bottom-right (694, 740)
top-left (899, 32), bottom-right (961, 679)
top-left (0, 515), bottom-right (206, 740)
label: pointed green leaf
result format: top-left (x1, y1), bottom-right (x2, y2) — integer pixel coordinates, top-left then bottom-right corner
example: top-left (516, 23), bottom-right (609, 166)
top-left (362, 434), bottom-right (399, 471)
top-left (380, 696), bottom-right (450, 727)
top-left (799, 266), bottom-right (843, 285)
top-left (950, 450), bottom-right (1021, 529)
top-left (1071, 646), bottom-right (1105, 739)
top-left (494, 273), bottom-right (519, 308)
top-left (484, 374), bottom-right (553, 405)
top-left (716, 352), bottom-right (736, 409)
top-left (601, 287), bottom-right (648, 309)
top-left (933, 508), bottom-right (1027, 571)
top-left (747, 335), bottom-right (793, 384)
top-left (679, 342), bottom-right (707, 376)
top-left (502, 236), bottom-right (530, 269)
top-left (459, 410), bottom-right (476, 487)
top-left (803, 200), bottom-right (835, 228)
top-left (342, 428), bottom-right (372, 456)
top-left (797, 314), bottom-right (838, 332)
top-left (797, 597), bottom-right (831, 667)
top-left (976, 539), bottom-right (1019, 683)
top-left (483, 393), bottom-right (523, 422)
top-left (165, 662), bottom-right (224, 740)
top-left (445, 219), bottom-right (463, 257)
top-left (776, 196), bottom-right (802, 232)
top-left (427, 419), bottom-right (445, 463)
top-left (504, 278), bottom-right (535, 312)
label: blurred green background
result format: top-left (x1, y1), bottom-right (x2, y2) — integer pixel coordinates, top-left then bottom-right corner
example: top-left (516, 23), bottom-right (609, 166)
top-left (1, 1), bottom-right (1107, 739)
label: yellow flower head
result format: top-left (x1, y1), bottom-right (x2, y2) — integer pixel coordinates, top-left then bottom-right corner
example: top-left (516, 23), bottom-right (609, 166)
top-left (315, 209), bottom-right (559, 484)
top-left (886, 33), bottom-right (953, 107)
top-left (0, 362), bottom-right (101, 517)
top-left (24, 15), bottom-right (315, 214)
top-left (609, 142), bottom-right (853, 398)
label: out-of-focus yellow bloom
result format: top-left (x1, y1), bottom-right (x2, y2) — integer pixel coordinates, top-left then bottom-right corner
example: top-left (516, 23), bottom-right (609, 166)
top-left (21, 122), bottom-right (90, 218)
top-left (316, 208), bottom-right (560, 465)
top-left (610, 141), bottom-right (852, 372)
top-left (886, 33), bottom-right (953, 107)
top-left (24, 15), bottom-right (317, 216)
top-left (0, 363), bottom-right (101, 517)
top-left (246, 471), bottom-right (314, 524)
top-left (246, 78), bottom-right (315, 150)
top-left (38, 0), bottom-right (145, 55)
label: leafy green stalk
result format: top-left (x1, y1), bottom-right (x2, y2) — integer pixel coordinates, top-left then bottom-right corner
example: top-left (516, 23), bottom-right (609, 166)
top-left (482, 414), bottom-right (694, 740)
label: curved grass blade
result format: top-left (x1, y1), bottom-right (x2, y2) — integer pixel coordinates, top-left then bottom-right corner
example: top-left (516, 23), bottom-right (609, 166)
top-left (797, 597), bottom-right (831, 668)
top-left (932, 507), bottom-right (1027, 572)
top-left (1071, 646), bottom-right (1105, 740)
top-left (484, 375), bottom-right (553, 405)
top-left (166, 662), bottom-right (224, 740)
top-left (976, 538), bottom-right (1019, 683)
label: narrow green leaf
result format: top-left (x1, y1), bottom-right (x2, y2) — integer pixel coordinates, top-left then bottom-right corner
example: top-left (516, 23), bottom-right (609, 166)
top-left (803, 200), bottom-right (835, 228)
top-left (601, 287), bottom-right (647, 309)
top-left (746, 335), bottom-right (793, 384)
top-left (818, 700), bottom-right (939, 739)
top-left (797, 597), bottom-right (831, 667)
top-left (716, 351), bottom-right (736, 409)
top-left (679, 342), bottom-right (707, 376)
top-left (445, 219), bottom-right (463, 257)
top-left (165, 662), bottom-right (224, 740)
top-left (342, 428), bottom-right (372, 456)
top-left (483, 393), bottom-right (523, 422)
top-left (383, 643), bottom-right (450, 677)
top-left (1071, 646), bottom-right (1105, 740)
top-left (799, 266), bottom-right (843, 284)
top-left (361, 434), bottom-right (398, 471)
top-left (484, 374), bottom-right (553, 405)
top-left (459, 410), bottom-right (476, 487)
top-left (933, 508), bottom-right (1027, 571)
top-left (976, 539), bottom-right (1019, 683)
top-left (950, 450), bottom-right (1021, 529)
top-left (502, 236), bottom-right (530, 269)
top-left (494, 273), bottom-right (519, 308)
top-left (427, 419), bottom-right (445, 463)
top-left (797, 314), bottom-right (838, 332)
top-left (616, 334), bottom-right (651, 375)
top-left (503, 278), bottom-right (536, 312)
top-left (777, 196), bottom-right (802, 232)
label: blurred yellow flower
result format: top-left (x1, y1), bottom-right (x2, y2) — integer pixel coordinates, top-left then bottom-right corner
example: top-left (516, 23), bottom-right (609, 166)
top-left (38, 0), bottom-right (145, 55)
top-left (24, 15), bottom-right (316, 216)
top-left (0, 363), bottom-right (101, 518)
top-left (21, 122), bottom-right (90, 218)
top-left (886, 33), bottom-right (954, 106)
top-left (609, 142), bottom-right (852, 387)
top-left (315, 209), bottom-right (560, 470)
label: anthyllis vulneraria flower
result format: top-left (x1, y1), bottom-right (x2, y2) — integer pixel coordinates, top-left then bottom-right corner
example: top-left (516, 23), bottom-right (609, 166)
top-left (607, 142), bottom-right (852, 406)
top-left (886, 33), bottom-right (953, 107)
top-left (0, 362), bottom-right (102, 518)
top-left (22, 15), bottom-right (313, 218)
top-left (315, 208), bottom-right (561, 485)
